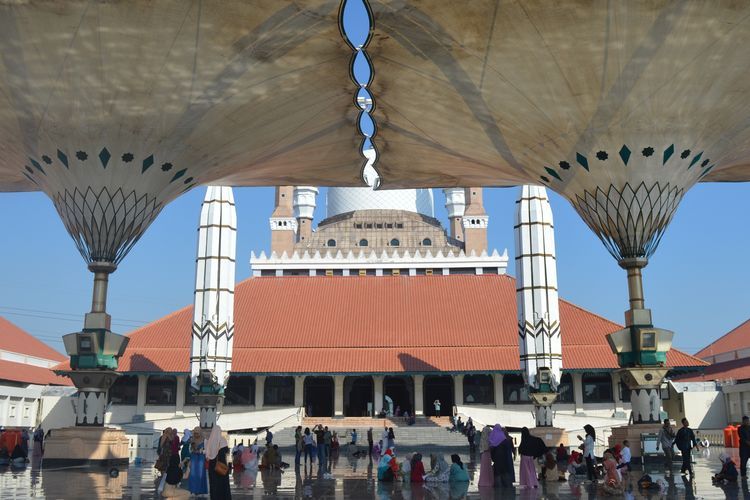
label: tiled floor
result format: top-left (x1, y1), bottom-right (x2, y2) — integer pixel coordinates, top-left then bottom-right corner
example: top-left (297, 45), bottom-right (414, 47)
top-left (0, 447), bottom-right (743, 498)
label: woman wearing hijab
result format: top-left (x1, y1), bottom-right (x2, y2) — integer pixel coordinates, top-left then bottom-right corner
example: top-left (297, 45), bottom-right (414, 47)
top-left (518, 427), bottom-right (545, 489)
top-left (449, 454), bottom-right (470, 482)
top-left (478, 425), bottom-right (495, 487)
top-left (180, 429), bottom-right (192, 463)
top-left (156, 428), bottom-right (173, 473)
top-left (424, 454), bottom-right (450, 482)
top-left (189, 428), bottom-right (208, 495)
top-left (377, 449), bottom-right (399, 481)
top-left (489, 424), bottom-right (514, 487)
top-left (205, 425), bottom-right (231, 499)
top-left (577, 424), bottom-right (597, 482)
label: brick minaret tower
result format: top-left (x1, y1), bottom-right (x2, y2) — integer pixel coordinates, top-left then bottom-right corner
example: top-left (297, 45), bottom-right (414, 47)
top-left (270, 186), bottom-right (296, 255)
top-left (462, 187), bottom-right (488, 255)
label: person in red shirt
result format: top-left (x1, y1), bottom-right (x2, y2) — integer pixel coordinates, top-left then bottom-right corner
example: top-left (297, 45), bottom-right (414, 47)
top-left (410, 453), bottom-right (426, 482)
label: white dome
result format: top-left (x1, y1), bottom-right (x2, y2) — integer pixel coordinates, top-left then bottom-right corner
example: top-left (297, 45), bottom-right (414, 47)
top-left (326, 163), bottom-right (434, 218)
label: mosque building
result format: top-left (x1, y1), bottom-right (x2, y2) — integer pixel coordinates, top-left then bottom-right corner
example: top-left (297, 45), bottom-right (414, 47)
top-left (79, 181), bottom-right (705, 436)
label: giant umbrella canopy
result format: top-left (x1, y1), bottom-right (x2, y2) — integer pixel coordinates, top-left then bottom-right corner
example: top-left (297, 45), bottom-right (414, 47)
top-left (362, 0), bottom-right (750, 296)
top-left (361, 0), bottom-right (750, 424)
top-left (0, 0), bottom-right (367, 293)
top-left (0, 0), bottom-right (367, 413)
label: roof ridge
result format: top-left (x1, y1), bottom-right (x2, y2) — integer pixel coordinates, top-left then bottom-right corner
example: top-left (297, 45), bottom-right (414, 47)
top-left (694, 317), bottom-right (750, 358)
top-left (0, 316), bottom-right (66, 361)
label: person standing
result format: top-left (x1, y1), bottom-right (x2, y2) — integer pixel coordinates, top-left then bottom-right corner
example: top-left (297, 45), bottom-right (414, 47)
top-left (188, 427), bottom-right (208, 495)
top-left (518, 427), bottom-right (545, 488)
top-left (387, 427), bottom-right (395, 450)
top-left (313, 425), bottom-right (326, 467)
top-left (323, 426), bottom-right (332, 464)
top-left (205, 425), bottom-right (231, 499)
top-left (674, 418), bottom-right (699, 476)
top-left (294, 426), bottom-right (303, 466)
top-left (367, 427), bottom-right (374, 456)
top-left (739, 416), bottom-right (750, 477)
top-left (433, 399), bottom-right (441, 417)
top-left (479, 426), bottom-right (497, 487)
top-left (350, 428), bottom-right (358, 446)
top-left (656, 418), bottom-right (676, 471)
top-left (577, 424), bottom-right (597, 482)
top-left (302, 427), bottom-right (314, 466)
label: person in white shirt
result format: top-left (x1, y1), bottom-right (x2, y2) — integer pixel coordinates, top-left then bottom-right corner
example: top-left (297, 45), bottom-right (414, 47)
top-left (619, 440), bottom-right (632, 472)
top-left (577, 424), bottom-right (597, 482)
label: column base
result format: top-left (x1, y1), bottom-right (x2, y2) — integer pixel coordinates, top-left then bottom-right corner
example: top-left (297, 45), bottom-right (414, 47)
top-left (608, 423), bottom-right (662, 463)
top-left (43, 426), bottom-right (129, 466)
top-left (529, 426), bottom-right (568, 447)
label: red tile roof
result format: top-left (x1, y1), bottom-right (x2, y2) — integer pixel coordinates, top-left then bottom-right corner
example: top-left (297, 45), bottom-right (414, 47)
top-left (56, 275), bottom-right (706, 374)
top-left (0, 316), bottom-right (66, 362)
top-left (0, 359), bottom-right (71, 386)
top-left (694, 318), bottom-right (750, 360)
top-left (673, 357), bottom-right (750, 384)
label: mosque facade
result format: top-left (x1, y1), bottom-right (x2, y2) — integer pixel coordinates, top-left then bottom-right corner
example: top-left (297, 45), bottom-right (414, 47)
top-left (78, 183), bottom-right (706, 436)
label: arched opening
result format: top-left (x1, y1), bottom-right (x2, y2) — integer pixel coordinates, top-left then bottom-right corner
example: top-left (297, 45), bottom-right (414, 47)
top-left (304, 376), bottom-right (334, 417)
top-left (359, 239), bottom-right (368, 247)
top-left (390, 238), bottom-right (400, 247)
top-left (463, 374), bottom-right (494, 404)
top-left (224, 375), bottom-right (256, 406)
top-left (422, 238), bottom-right (432, 246)
top-left (146, 376), bottom-right (177, 406)
top-left (327, 239), bottom-right (336, 247)
top-left (344, 376), bottom-right (373, 416)
top-left (557, 373), bottom-right (574, 403)
top-left (582, 372), bottom-right (613, 403)
top-left (108, 375), bottom-right (138, 405)
top-left (264, 376), bottom-right (294, 406)
top-left (383, 375), bottom-right (414, 416)
top-left (503, 374), bottom-right (530, 404)
top-left (423, 375), bottom-right (454, 416)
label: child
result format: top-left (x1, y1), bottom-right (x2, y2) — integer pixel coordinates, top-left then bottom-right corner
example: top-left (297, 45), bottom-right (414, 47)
top-left (600, 451), bottom-right (624, 495)
top-left (713, 453), bottom-right (738, 483)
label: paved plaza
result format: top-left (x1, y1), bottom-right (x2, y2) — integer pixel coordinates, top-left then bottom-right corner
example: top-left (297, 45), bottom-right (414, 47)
top-left (0, 448), bottom-right (745, 499)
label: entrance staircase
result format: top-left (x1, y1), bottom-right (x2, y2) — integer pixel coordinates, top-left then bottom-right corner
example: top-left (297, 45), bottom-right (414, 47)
top-left (267, 416), bottom-right (471, 451)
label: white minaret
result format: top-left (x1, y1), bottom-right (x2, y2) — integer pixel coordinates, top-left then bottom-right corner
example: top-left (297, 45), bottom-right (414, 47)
top-left (294, 186), bottom-right (318, 244)
top-left (443, 187), bottom-right (466, 241)
top-left (515, 185), bottom-right (562, 427)
top-left (190, 186), bottom-right (237, 428)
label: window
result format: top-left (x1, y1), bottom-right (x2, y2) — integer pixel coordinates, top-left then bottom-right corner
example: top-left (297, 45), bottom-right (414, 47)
top-left (390, 238), bottom-right (400, 247)
top-left (109, 375), bottom-right (138, 405)
top-left (264, 376), bottom-right (294, 406)
top-left (224, 375), bottom-right (256, 406)
top-left (396, 223), bottom-right (404, 229)
top-left (184, 377), bottom-right (199, 405)
top-left (326, 239), bottom-right (336, 247)
top-left (365, 223), bottom-right (373, 229)
top-left (582, 373), bottom-right (613, 403)
top-left (463, 374), bottom-right (494, 404)
top-left (422, 238), bottom-right (432, 246)
top-left (503, 374), bottom-right (530, 404)
top-left (354, 223), bottom-right (363, 229)
top-left (376, 223), bottom-right (383, 229)
top-left (557, 373), bottom-right (574, 403)
top-left (359, 239), bottom-right (368, 247)
top-left (146, 376), bottom-right (177, 405)
top-left (385, 223), bottom-right (393, 229)
top-left (619, 381), bottom-right (631, 403)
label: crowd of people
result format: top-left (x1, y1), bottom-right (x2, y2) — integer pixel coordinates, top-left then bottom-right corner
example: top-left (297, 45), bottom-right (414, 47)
top-left (153, 425), bottom-right (230, 499)
top-left (140, 414), bottom-right (750, 497)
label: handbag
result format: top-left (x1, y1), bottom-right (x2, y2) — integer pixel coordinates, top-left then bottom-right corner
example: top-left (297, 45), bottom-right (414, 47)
top-left (215, 460), bottom-right (229, 476)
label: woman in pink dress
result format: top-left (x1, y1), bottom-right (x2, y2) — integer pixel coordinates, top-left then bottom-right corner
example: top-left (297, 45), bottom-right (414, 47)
top-left (478, 425), bottom-right (497, 487)
top-left (518, 427), bottom-right (544, 489)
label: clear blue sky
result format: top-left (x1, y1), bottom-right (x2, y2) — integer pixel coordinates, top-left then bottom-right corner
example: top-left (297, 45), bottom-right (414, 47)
top-left (0, 182), bottom-right (748, 356)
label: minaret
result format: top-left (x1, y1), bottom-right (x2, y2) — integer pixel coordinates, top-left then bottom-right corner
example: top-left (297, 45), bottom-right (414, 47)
top-left (462, 187), bottom-right (488, 255)
top-left (515, 185), bottom-right (562, 429)
top-left (270, 186), bottom-right (297, 255)
top-left (443, 188), bottom-right (466, 241)
top-left (294, 186), bottom-right (318, 245)
top-left (190, 186), bottom-right (237, 429)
